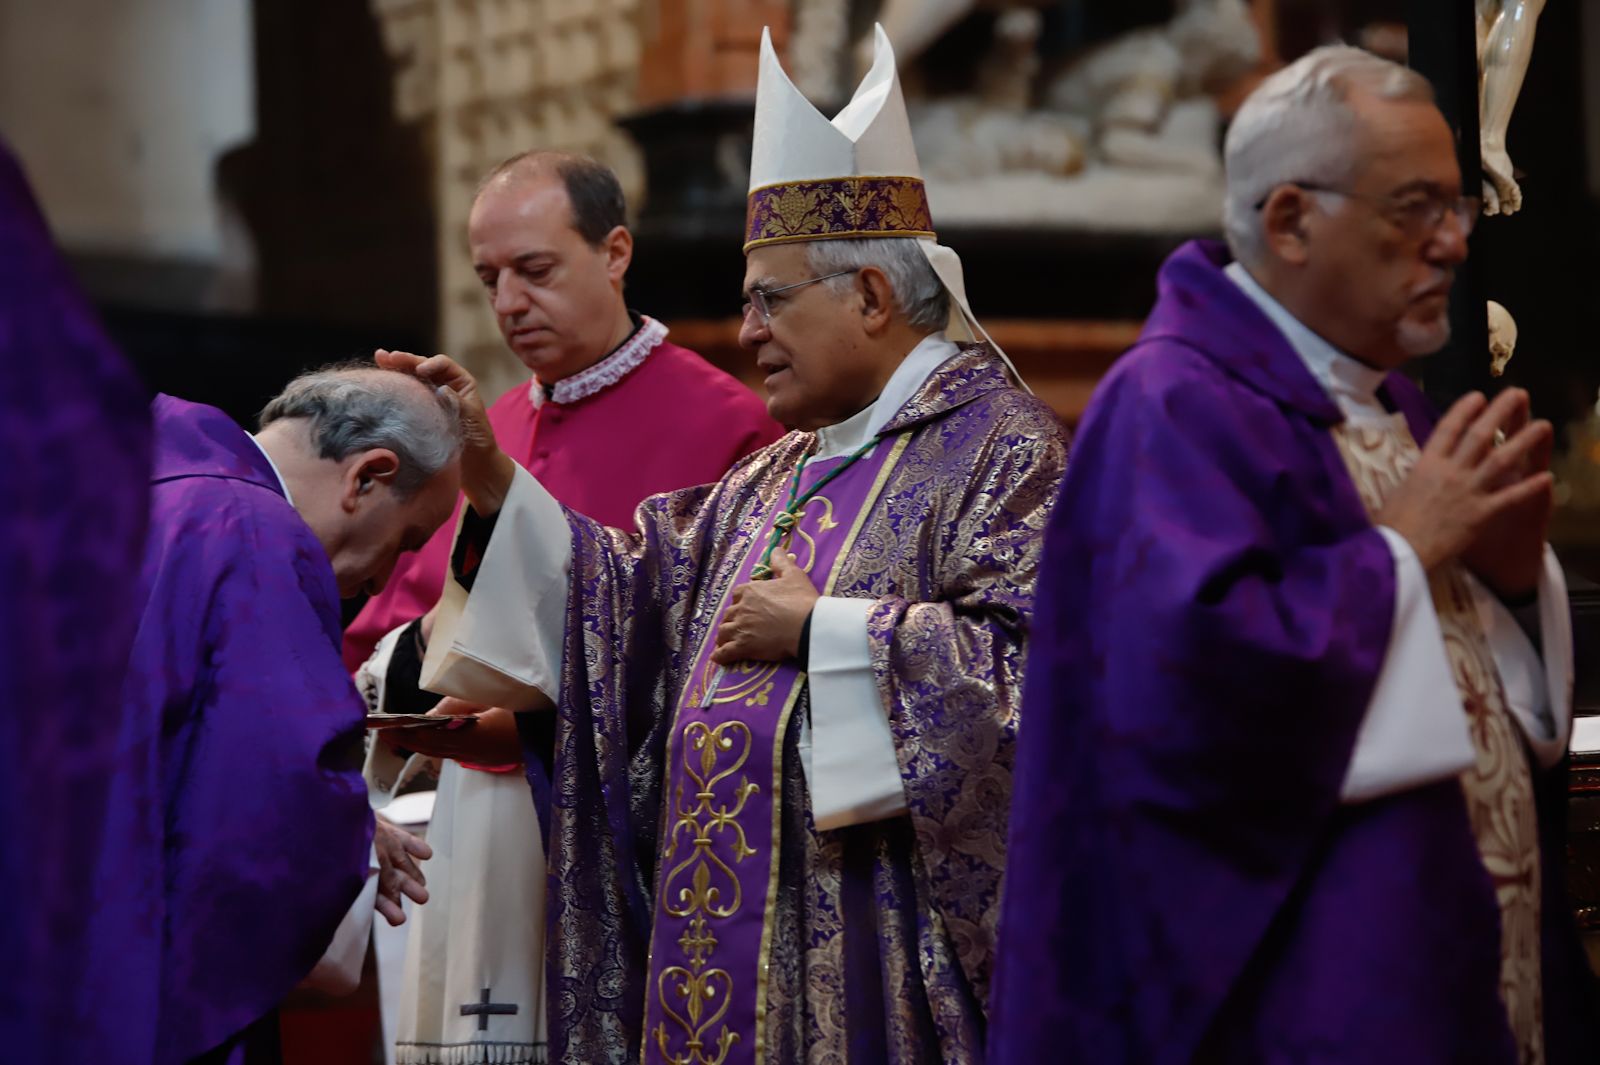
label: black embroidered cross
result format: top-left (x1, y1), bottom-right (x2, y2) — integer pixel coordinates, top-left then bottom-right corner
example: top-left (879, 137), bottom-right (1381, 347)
top-left (459, 986), bottom-right (518, 1032)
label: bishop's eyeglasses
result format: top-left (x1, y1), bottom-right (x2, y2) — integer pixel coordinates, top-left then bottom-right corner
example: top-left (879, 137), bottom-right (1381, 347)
top-left (741, 269), bottom-right (858, 324)
top-left (1254, 181), bottom-right (1482, 241)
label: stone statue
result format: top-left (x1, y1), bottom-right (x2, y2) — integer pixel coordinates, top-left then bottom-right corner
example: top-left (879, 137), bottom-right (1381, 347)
top-left (1477, 0), bottom-right (1545, 216)
top-left (874, 0), bottom-right (1260, 231)
top-left (1040, 0), bottom-right (1260, 175)
top-left (907, 10), bottom-right (1087, 181)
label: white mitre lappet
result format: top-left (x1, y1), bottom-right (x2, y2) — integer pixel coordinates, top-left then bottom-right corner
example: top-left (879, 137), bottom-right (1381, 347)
top-left (746, 23), bottom-right (1023, 383)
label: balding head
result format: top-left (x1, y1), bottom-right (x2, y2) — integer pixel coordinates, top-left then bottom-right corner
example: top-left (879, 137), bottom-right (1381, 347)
top-left (475, 150), bottom-right (627, 249)
top-left (468, 152), bottom-right (636, 380)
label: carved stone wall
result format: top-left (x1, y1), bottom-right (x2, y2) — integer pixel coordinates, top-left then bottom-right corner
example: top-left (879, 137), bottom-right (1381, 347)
top-left (372, 0), bottom-right (647, 398)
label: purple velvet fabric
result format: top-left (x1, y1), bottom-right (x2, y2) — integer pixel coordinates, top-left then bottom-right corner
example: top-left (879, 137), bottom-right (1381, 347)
top-left (989, 240), bottom-right (1596, 1063)
top-left (116, 395), bottom-right (372, 1063)
top-left (0, 141), bottom-right (153, 1063)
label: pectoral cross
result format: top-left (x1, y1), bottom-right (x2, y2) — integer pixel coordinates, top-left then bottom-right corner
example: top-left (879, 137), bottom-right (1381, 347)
top-left (460, 986), bottom-right (518, 1031)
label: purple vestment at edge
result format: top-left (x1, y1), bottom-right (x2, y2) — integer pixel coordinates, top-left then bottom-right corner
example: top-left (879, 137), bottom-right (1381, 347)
top-left (988, 241), bottom-right (1597, 1064)
top-left (0, 141), bottom-right (152, 1063)
top-left (118, 395), bottom-right (372, 1063)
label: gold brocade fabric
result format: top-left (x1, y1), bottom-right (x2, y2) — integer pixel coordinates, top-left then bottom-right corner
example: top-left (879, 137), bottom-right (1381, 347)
top-left (1331, 416), bottom-right (1544, 1065)
top-left (743, 175), bottom-right (936, 251)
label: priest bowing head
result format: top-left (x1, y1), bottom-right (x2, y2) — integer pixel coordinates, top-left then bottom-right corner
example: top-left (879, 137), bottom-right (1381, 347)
top-left (256, 364), bottom-right (464, 597)
top-left (121, 364), bottom-right (468, 1062)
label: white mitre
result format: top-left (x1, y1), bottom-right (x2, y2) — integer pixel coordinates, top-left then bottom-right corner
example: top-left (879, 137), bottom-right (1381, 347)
top-left (746, 24), bottom-right (1015, 373)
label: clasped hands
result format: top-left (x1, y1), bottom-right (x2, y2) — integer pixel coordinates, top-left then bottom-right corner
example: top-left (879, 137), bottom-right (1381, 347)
top-left (1375, 387), bottom-right (1554, 600)
top-left (712, 549), bottom-right (819, 665)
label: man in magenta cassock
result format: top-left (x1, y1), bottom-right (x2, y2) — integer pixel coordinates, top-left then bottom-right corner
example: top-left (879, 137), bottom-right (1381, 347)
top-left (990, 47), bottom-right (1597, 1064)
top-left (119, 365), bottom-right (464, 1064)
top-left (343, 152), bottom-right (780, 669)
top-left (0, 139), bottom-right (152, 1064)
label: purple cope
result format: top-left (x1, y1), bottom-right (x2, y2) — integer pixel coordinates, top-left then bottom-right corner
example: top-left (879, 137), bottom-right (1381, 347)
top-left (0, 139), bottom-right (152, 1064)
top-left (120, 395), bottom-right (372, 1063)
top-left (988, 240), bottom-right (1597, 1064)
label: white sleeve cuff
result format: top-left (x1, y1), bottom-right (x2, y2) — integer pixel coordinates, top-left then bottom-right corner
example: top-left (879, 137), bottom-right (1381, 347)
top-left (1521, 546), bottom-right (1573, 764)
top-left (420, 463), bottom-right (571, 711)
top-left (300, 863), bottom-right (379, 996)
top-left (1340, 528), bottom-right (1476, 803)
top-left (804, 596), bottom-right (907, 831)
top-left (1538, 548), bottom-right (1574, 752)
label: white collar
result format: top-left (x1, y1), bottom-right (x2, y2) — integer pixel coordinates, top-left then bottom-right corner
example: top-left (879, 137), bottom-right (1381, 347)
top-left (813, 332), bottom-right (958, 461)
top-left (1224, 262), bottom-right (1392, 424)
top-left (530, 315), bottom-right (668, 407)
top-left (249, 434), bottom-right (295, 507)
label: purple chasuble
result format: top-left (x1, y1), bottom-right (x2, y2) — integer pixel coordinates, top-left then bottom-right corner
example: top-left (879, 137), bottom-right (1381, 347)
top-left (988, 240), bottom-right (1597, 1064)
top-left (0, 140), bottom-right (153, 1063)
top-left (118, 396), bottom-right (373, 1063)
top-left (481, 345), bottom-right (1067, 1062)
top-left (644, 436), bottom-right (907, 1063)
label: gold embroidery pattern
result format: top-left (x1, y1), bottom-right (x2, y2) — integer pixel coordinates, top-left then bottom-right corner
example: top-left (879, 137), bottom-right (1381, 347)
top-left (655, 722), bottom-right (759, 1064)
top-left (752, 471), bottom-right (892, 1062)
top-left (744, 176), bottom-right (936, 251)
top-left (653, 481), bottom-right (852, 1064)
top-left (683, 493), bottom-right (837, 709)
top-left (1333, 418), bottom-right (1544, 1065)
top-left (705, 662), bottom-right (780, 709)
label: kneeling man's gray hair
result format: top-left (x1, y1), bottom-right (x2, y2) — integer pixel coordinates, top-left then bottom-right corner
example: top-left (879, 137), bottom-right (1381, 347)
top-left (805, 237), bottom-right (951, 333)
top-left (259, 363), bottom-right (464, 497)
top-left (1223, 44), bottom-right (1435, 266)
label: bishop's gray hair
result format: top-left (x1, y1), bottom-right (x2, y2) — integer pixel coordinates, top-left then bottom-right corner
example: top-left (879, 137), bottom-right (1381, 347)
top-left (258, 363), bottom-right (464, 497)
top-left (1223, 45), bottom-right (1435, 265)
top-left (804, 237), bottom-right (950, 332)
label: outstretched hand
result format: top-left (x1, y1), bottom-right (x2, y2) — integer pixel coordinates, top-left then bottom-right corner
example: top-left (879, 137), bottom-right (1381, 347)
top-left (381, 701), bottom-right (526, 766)
top-left (712, 550), bottom-right (819, 665)
top-left (375, 348), bottom-right (516, 515)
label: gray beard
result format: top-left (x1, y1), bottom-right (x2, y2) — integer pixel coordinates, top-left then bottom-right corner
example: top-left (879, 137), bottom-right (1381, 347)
top-left (1398, 312), bottom-right (1452, 358)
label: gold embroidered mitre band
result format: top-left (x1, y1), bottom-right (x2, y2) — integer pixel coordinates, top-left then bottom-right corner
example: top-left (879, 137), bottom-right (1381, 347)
top-left (742, 175), bottom-right (936, 252)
